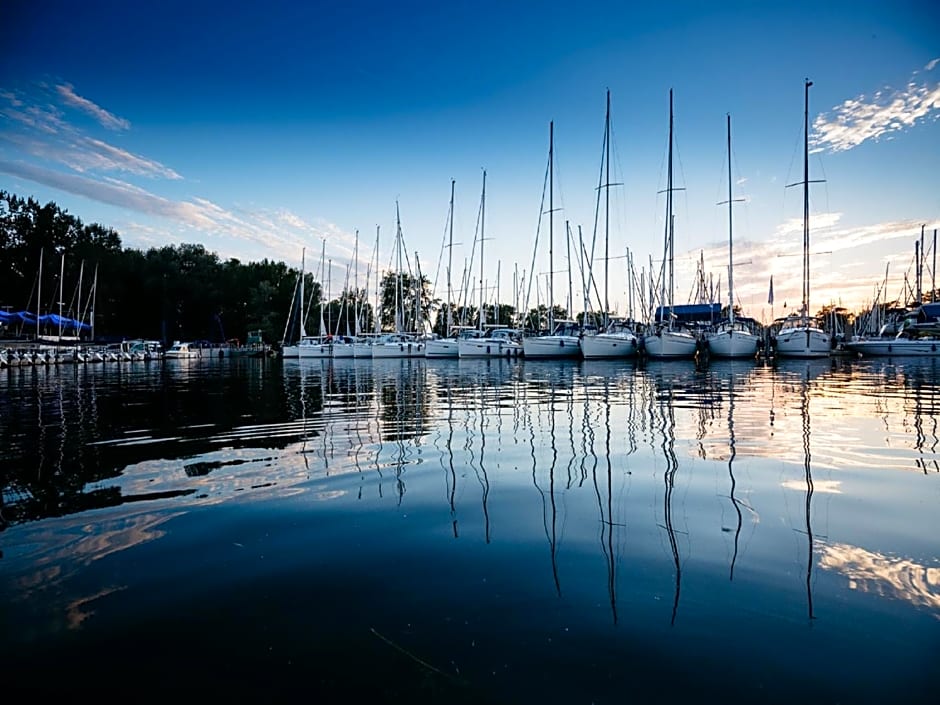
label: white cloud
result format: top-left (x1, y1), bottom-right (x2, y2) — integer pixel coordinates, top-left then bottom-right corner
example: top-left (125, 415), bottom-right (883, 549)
top-left (56, 83), bottom-right (130, 131)
top-left (0, 160), bottom-right (361, 274)
top-left (1, 87), bottom-right (179, 180)
top-left (812, 67), bottom-right (940, 153)
top-left (675, 214), bottom-right (940, 315)
top-left (71, 138), bottom-right (182, 180)
top-left (926, 58), bottom-right (939, 72)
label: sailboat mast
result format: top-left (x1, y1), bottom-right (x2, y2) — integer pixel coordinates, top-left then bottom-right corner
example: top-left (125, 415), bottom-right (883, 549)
top-left (549, 121), bottom-right (555, 333)
top-left (58, 253), bottom-right (64, 341)
top-left (479, 169), bottom-right (487, 332)
top-left (90, 263), bottom-right (97, 341)
top-left (299, 248), bottom-right (306, 337)
top-left (415, 250), bottom-right (423, 333)
top-left (726, 113), bottom-right (735, 325)
top-left (395, 202), bottom-right (403, 333)
top-left (374, 225), bottom-right (381, 333)
top-left (36, 248), bottom-right (43, 340)
top-left (353, 229), bottom-right (359, 336)
top-left (667, 89), bottom-right (675, 315)
top-left (566, 220), bottom-right (573, 321)
top-left (319, 240), bottom-right (326, 336)
top-left (77, 260), bottom-right (84, 339)
top-left (604, 89), bottom-right (611, 321)
top-left (447, 178), bottom-right (455, 336)
top-left (803, 79), bottom-right (812, 320)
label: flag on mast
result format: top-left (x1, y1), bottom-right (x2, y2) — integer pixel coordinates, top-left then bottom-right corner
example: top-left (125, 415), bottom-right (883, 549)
top-left (767, 276), bottom-right (774, 305)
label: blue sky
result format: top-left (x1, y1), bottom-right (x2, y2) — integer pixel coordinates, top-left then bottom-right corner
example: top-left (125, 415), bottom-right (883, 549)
top-left (1, 0), bottom-right (938, 319)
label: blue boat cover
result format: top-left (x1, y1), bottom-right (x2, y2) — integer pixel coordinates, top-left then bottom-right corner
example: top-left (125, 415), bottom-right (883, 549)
top-left (653, 303), bottom-right (722, 323)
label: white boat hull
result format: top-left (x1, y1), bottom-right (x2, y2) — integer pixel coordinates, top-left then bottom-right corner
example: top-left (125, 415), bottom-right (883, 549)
top-left (707, 330), bottom-right (758, 358)
top-left (643, 330), bottom-right (698, 359)
top-left (425, 339), bottom-right (459, 358)
top-left (372, 340), bottom-right (427, 358)
top-left (458, 338), bottom-right (523, 358)
top-left (522, 335), bottom-right (581, 359)
top-left (580, 332), bottom-right (637, 359)
top-left (775, 327), bottom-right (831, 358)
top-left (298, 344), bottom-right (332, 359)
top-left (330, 342), bottom-right (356, 358)
top-left (843, 338), bottom-right (940, 357)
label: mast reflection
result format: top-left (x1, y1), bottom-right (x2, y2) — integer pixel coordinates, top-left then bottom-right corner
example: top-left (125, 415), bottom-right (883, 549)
top-left (529, 374), bottom-right (562, 598)
top-left (646, 366), bottom-right (684, 626)
top-left (590, 375), bottom-right (620, 625)
top-left (727, 371), bottom-right (743, 581)
top-left (800, 364), bottom-right (816, 621)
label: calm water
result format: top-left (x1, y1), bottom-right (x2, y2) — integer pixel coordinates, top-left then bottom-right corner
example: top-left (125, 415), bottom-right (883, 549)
top-left (1, 355), bottom-right (937, 703)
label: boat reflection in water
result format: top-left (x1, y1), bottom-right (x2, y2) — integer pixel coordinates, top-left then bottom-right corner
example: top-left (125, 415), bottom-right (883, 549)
top-left (0, 354), bottom-right (936, 703)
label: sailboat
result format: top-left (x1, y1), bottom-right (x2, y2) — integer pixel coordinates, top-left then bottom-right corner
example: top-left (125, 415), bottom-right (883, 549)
top-left (426, 179), bottom-right (466, 358)
top-left (581, 90), bottom-right (638, 359)
top-left (301, 241), bottom-right (333, 358)
top-left (331, 232), bottom-right (358, 358)
top-left (353, 225), bottom-right (381, 358)
top-left (280, 249), bottom-right (306, 357)
top-left (707, 114), bottom-right (759, 358)
top-left (774, 79), bottom-right (831, 358)
top-left (372, 202), bottom-right (427, 358)
top-left (522, 121), bottom-right (582, 359)
top-left (458, 170), bottom-right (524, 358)
top-left (643, 89), bottom-right (698, 359)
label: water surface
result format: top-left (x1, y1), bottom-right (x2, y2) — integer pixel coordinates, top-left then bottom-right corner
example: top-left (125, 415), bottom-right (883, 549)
top-left (1, 356), bottom-right (937, 703)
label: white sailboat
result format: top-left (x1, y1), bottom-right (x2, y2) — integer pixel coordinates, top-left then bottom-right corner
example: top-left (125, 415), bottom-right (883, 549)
top-left (372, 202), bottom-right (427, 359)
top-left (581, 90), bottom-right (637, 360)
top-left (280, 248), bottom-right (306, 358)
top-left (456, 170), bottom-right (523, 359)
top-left (775, 79), bottom-right (831, 358)
top-left (707, 114), bottom-right (759, 359)
top-left (331, 234), bottom-right (358, 358)
top-left (523, 121), bottom-right (581, 359)
top-left (296, 240), bottom-right (333, 359)
top-left (643, 89), bottom-right (698, 360)
top-left (354, 225), bottom-right (382, 358)
top-left (426, 179), bottom-right (461, 358)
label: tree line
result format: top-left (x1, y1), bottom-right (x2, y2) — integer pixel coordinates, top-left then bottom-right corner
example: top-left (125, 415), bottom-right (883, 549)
top-left (0, 191), bottom-right (463, 345)
top-left (0, 191), bottom-right (551, 345)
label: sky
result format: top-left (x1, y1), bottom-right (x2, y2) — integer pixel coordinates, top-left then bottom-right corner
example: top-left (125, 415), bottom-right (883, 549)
top-left (1, 0), bottom-right (939, 322)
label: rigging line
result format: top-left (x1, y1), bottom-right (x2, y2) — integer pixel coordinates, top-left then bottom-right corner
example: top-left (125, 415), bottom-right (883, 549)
top-left (430, 182), bottom-right (455, 299)
top-left (524, 137), bottom-right (552, 316)
top-left (588, 94), bottom-right (608, 305)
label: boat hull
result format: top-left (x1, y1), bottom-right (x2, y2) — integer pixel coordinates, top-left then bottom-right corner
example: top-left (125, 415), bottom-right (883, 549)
top-left (298, 344), bottom-right (332, 359)
top-left (522, 335), bottom-right (581, 359)
top-left (775, 327), bottom-right (831, 358)
top-left (580, 332), bottom-right (637, 359)
top-left (843, 338), bottom-right (940, 357)
top-left (458, 338), bottom-right (523, 358)
top-left (330, 343), bottom-right (356, 358)
top-left (371, 340), bottom-right (426, 358)
top-left (425, 339), bottom-right (459, 358)
top-left (707, 330), bottom-right (758, 359)
top-left (643, 331), bottom-right (698, 359)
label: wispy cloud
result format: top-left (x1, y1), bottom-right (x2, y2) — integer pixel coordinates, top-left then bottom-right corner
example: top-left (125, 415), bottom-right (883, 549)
top-left (0, 160), bottom-right (361, 275)
top-left (0, 80), bottom-right (367, 278)
top-left (675, 213), bottom-right (940, 315)
top-left (0, 86), bottom-right (179, 180)
top-left (73, 138), bottom-right (181, 179)
top-left (812, 64), bottom-right (940, 153)
top-left (56, 83), bottom-right (130, 131)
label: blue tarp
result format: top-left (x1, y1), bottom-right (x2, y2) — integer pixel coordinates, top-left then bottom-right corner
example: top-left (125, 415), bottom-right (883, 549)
top-left (917, 303), bottom-right (940, 321)
top-left (0, 310), bottom-right (90, 330)
top-left (653, 303), bottom-right (722, 323)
